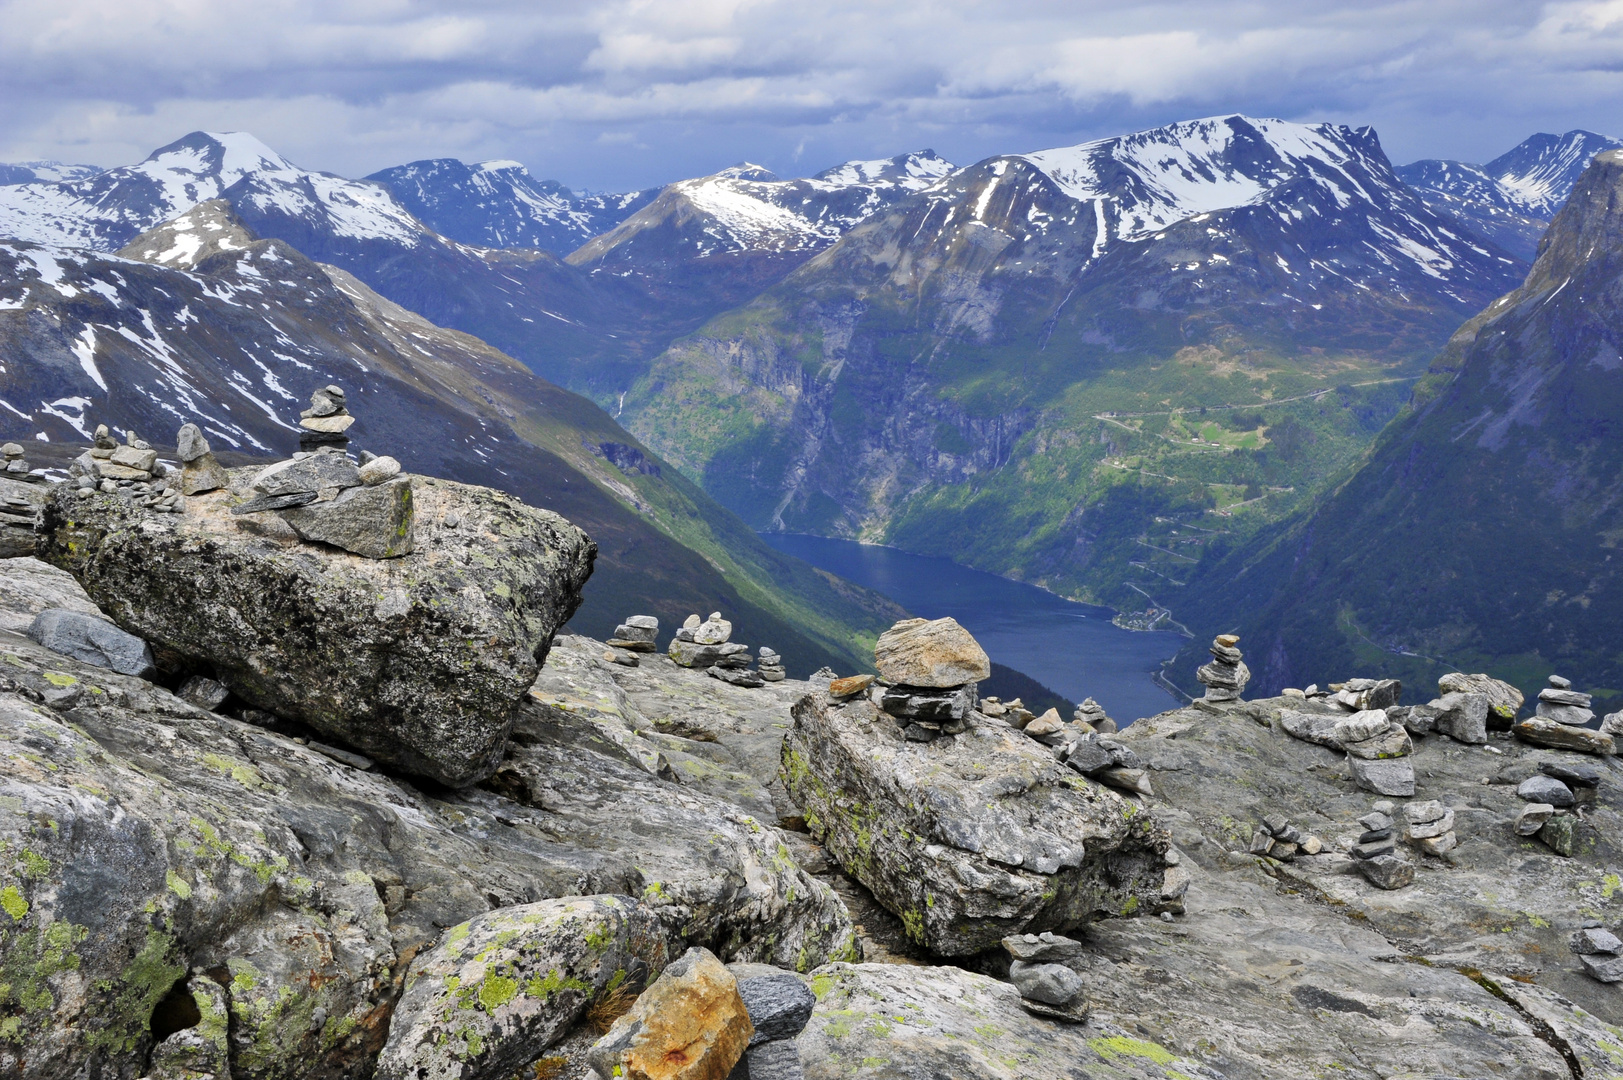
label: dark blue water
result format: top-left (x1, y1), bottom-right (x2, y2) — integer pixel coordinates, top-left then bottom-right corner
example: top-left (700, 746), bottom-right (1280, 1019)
top-left (762, 534), bottom-right (1186, 723)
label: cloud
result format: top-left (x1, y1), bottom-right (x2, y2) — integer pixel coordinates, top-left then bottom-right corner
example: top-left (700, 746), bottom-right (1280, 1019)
top-left (1, 0), bottom-right (1621, 190)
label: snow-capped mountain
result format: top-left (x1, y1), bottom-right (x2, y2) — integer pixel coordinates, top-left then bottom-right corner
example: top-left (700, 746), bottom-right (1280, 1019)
top-left (0, 132), bottom-right (297, 250)
top-left (1398, 130), bottom-right (1623, 259)
top-left (367, 158), bottom-right (658, 255)
top-left (565, 151), bottom-right (954, 303)
top-left (0, 160), bottom-right (102, 185)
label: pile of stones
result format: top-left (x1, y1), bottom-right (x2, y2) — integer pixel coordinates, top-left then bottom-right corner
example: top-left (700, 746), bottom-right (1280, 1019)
top-left (1055, 730), bottom-right (1154, 797)
top-left (1349, 802), bottom-right (1415, 890)
top-left (298, 384), bottom-right (355, 452)
top-left (1515, 675), bottom-right (1615, 755)
top-left (757, 647), bottom-right (786, 682)
top-left (1073, 697), bottom-right (1118, 733)
top-left (2, 441), bottom-right (35, 480)
top-left (1515, 761), bottom-right (1599, 856)
top-left (175, 423), bottom-right (228, 495)
top-left (1196, 633), bottom-right (1249, 702)
top-left (231, 390), bottom-right (413, 559)
top-left (1571, 924), bottom-right (1623, 983)
top-left (1278, 706), bottom-right (1416, 797)
top-left (0, 489), bottom-right (37, 556)
top-left (1403, 799), bottom-right (1457, 856)
top-left (871, 617), bottom-right (990, 743)
top-left (607, 615), bottom-right (659, 653)
top-left (1001, 932), bottom-right (1088, 1023)
top-left (1247, 814), bottom-right (1325, 860)
top-left (69, 425), bottom-right (185, 511)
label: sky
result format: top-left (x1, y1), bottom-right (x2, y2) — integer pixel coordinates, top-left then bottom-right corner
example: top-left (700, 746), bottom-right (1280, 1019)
top-left (4, 0), bottom-right (1623, 191)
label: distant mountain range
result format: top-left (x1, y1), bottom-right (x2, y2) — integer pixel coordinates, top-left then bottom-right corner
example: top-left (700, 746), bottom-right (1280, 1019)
top-left (1171, 147), bottom-right (1623, 705)
top-left (619, 115), bottom-right (1528, 615)
top-left (0, 199), bottom-right (900, 672)
top-left (1399, 130), bottom-right (1623, 260)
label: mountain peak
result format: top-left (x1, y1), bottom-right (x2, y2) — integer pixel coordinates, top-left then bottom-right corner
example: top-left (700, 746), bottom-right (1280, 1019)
top-left (715, 162), bottom-right (779, 182)
top-left (144, 131), bottom-right (295, 178)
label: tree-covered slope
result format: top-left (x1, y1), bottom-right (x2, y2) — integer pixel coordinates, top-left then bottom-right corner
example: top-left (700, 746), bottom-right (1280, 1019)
top-left (1170, 149), bottom-right (1623, 707)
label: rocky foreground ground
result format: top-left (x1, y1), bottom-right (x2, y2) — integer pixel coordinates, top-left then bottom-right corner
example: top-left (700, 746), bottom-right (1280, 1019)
top-left (4, 451), bottom-right (1623, 1079)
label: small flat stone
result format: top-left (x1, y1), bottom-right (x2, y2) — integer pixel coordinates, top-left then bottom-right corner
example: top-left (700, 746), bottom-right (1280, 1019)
top-left (1358, 854), bottom-right (1414, 890)
top-left (1539, 688), bottom-right (1594, 707)
top-left (1534, 702), bottom-right (1598, 726)
top-left (1540, 761), bottom-right (1602, 788)
top-left (1403, 800), bottom-right (1448, 825)
top-left (728, 967), bottom-right (815, 1046)
top-left (358, 455), bottom-right (401, 486)
top-left (1515, 803), bottom-right (1555, 835)
top-left (1580, 953), bottom-right (1623, 982)
top-left (27, 609), bottom-right (155, 678)
top-left (827, 674), bottom-right (875, 699)
top-left (1358, 811), bottom-right (1394, 831)
top-left (1350, 757), bottom-right (1415, 797)
top-left (1571, 927), bottom-right (1623, 955)
top-left (1549, 675), bottom-right (1573, 689)
top-left (300, 414), bottom-right (355, 434)
top-left (1352, 837), bottom-right (1396, 860)
top-left (603, 649), bottom-right (640, 667)
top-left (1008, 960), bottom-right (1086, 1007)
top-left (1408, 810), bottom-right (1455, 839)
top-left (1215, 634), bottom-right (1240, 647)
top-left (1515, 717), bottom-right (1614, 755)
top-left (1415, 833), bottom-right (1457, 856)
top-left (1517, 775), bottom-right (1576, 807)
top-left (307, 742), bottom-right (374, 770)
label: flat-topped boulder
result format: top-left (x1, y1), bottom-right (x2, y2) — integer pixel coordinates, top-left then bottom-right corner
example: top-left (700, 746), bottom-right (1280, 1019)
top-left (872, 616), bottom-right (990, 688)
top-left (38, 470), bottom-right (595, 786)
top-left (782, 692), bottom-right (1169, 955)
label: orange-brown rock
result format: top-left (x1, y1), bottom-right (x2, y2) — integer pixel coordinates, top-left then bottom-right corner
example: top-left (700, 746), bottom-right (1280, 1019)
top-left (587, 947), bottom-right (753, 1080)
top-left (828, 673), bottom-right (875, 698)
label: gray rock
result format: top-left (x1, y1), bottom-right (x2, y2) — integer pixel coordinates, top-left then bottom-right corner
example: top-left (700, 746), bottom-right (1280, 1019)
top-left (1352, 836), bottom-right (1397, 859)
top-left (180, 452), bottom-right (230, 495)
top-left (670, 639), bottom-right (730, 668)
top-left (1438, 672), bottom-right (1523, 718)
top-left (231, 490), bottom-right (319, 514)
top-left (175, 422), bottom-right (210, 462)
top-left (1358, 854), bottom-right (1414, 890)
top-left (1007, 959), bottom-right (1085, 1006)
top-left (711, 665), bottom-right (766, 688)
top-left (1516, 803), bottom-right (1555, 835)
top-left (1408, 810), bottom-right (1456, 840)
top-left (146, 977), bottom-right (231, 1080)
top-left (1572, 927), bottom-right (1623, 955)
top-left (1061, 736), bottom-right (1113, 775)
top-left (1539, 814), bottom-right (1577, 856)
top-left (1540, 687), bottom-right (1594, 708)
top-left (1403, 800), bottom-right (1448, 824)
top-left (1332, 710), bottom-right (1390, 744)
top-left (1517, 774), bottom-right (1576, 807)
top-left (109, 444), bottom-right (158, 473)
top-left (177, 674), bottom-right (230, 711)
top-left (694, 615), bottom-right (734, 644)
top-left (356, 455), bottom-right (400, 486)
top-left (39, 473), bottom-right (593, 787)
top-left (1515, 716), bottom-right (1615, 754)
top-left (730, 967), bottom-right (816, 1045)
top-left (1358, 811), bottom-right (1394, 831)
top-left (0, 555), bottom-right (103, 634)
top-left (277, 477), bottom-right (415, 558)
top-left (1431, 691), bottom-right (1489, 744)
top-left (1541, 760), bottom-right (1602, 788)
top-left (1349, 757), bottom-right (1415, 797)
top-left (873, 617), bottom-right (990, 688)
top-left (781, 692), bottom-right (1168, 955)
top-left (1537, 701), bottom-right (1598, 726)
top-left (26, 608), bottom-right (155, 677)
top-left (308, 741), bottom-right (374, 770)
top-left (1001, 931), bottom-right (1084, 963)
top-left (1341, 724), bottom-right (1413, 760)
top-left (376, 896), bottom-right (671, 1080)
top-left (1549, 674), bottom-right (1573, 689)
top-left (729, 1039), bottom-right (804, 1080)
top-left (1580, 953), bottom-right (1623, 982)
top-left (249, 452), bottom-right (362, 497)
top-left (878, 682), bottom-right (976, 722)
top-left (1279, 708), bottom-right (1344, 747)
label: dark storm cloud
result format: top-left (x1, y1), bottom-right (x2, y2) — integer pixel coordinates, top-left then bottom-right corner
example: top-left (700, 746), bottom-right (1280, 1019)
top-left (3, 0), bottom-right (1622, 190)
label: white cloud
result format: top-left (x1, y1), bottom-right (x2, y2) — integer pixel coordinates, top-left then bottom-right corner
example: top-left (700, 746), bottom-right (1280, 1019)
top-left (1, 0), bottom-right (1621, 189)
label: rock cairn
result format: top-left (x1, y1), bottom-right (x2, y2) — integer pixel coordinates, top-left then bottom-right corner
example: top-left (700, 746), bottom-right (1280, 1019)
top-left (1403, 799), bottom-right (1457, 856)
top-left (666, 610), bottom-right (776, 687)
top-left (1515, 674), bottom-right (1615, 755)
top-left (1278, 705), bottom-right (1416, 797)
top-left (1572, 923), bottom-right (1623, 983)
top-left (608, 615), bottom-right (659, 652)
top-left (175, 423), bottom-right (228, 495)
top-left (2, 441), bottom-right (35, 480)
top-left (298, 383), bottom-right (354, 452)
top-left (69, 424), bottom-right (184, 512)
top-left (0, 488), bottom-right (37, 556)
top-left (1247, 814), bottom-right (1325, 860)
top-left (1515, 760), bottom-right (1599, 856)
top-left (1196, 634), bottom-right (1249, 702)
top-left (1074, 697), bottom-right (1117, 733)
top-left (982, 690), bottom-right (1150, 796)
top-left (229, 392), bottom-right (413, 559)
top-left (1350, 802), bottom-right (1414, 890)
top-left (1001, 933), bottom-right (1088, 1023)
top-left (757, 647), bottom-right (786, 682)
top-left (871, 617), bottom-right (990, 743)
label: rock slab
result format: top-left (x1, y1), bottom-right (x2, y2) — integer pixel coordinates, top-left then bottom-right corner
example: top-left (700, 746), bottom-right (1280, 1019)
top-left (26, 607), bottom-right (155, 678)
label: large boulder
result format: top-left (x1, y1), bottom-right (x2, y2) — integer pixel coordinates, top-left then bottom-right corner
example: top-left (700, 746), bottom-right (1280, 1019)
top-left (0, 620), bottom-right (852, 1080)
top-left (38, 472), bottom-right (595, 786)
top-left (376, 896), bottom-right (671, 1080)
top-left (587, 947), bottom-right (753, 1080)
top-left (781, 693), bottom-right (1169, 955)
top-left (872, 618), bottom-right (990, 688)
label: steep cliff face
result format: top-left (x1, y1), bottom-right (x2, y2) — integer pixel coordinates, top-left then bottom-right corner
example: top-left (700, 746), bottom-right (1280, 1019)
top-left (1175, 149), bottom-right (1623, 700)
top-left (624, 117), bottom-right (1524, 604)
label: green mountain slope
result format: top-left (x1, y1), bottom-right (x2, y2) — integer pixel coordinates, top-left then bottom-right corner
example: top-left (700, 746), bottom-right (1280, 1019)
top-left (1168, 149), bottom-right (1623, 707)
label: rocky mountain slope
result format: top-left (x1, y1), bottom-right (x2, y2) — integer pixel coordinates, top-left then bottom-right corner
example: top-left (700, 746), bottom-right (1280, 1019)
top-left (0, 200), bottom-right (899, 672)
top-left (566, 153), bottom-right (954, 309)
top-left (1399, 129), bottom-right (1623, 260)
top-left (623, 115), bottom-right (1526, 612)
top-left (1170, 148), bottom-right (1623, 704)
top-left (366, 157), bottom-right (657, 254)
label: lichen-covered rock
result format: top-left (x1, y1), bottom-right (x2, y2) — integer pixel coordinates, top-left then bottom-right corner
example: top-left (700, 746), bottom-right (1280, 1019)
top-left (148, 976), bottom-right (232, 1079)
top-left (781, 693), bottom-right (1168, 955)
top-left (38, 472), bottom-right (595, 786)
top-left (0, 556), bottom-right (106, 634)
top-left (587, 947), bottom-right (752, 1080)
top-left (376, 896), bottom-right (670, 1080)
top-left (871, 618), bottom-right (989, 688)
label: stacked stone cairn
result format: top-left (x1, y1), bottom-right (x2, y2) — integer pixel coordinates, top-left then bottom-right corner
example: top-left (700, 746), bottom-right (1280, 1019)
top-left (1515, 760), bottom-right (1599, 856)
top-left (1000, 932), bottom-right (1089, 1023)
top-left (298, 383), bottom-right (354, 451)
top-left (981, 687), bottom-right (1150, 795)
top-left (667, 611), bottom-right (770, 687)
top-left (756, 647), bottom-right (786, 682)
top-left (1349, 802), bottom-right (1414, 890)
top-left (1514, 675), bottom-right (1615, 755)
top-left (231, 389), bottom-right (413, 559)
top-left (606, 615), bottom-right (659, 665)
top-left (1196, 633), bottom-right (1249, 701)
top-left (1247, 814), bottom-right (1325, 860)
top-left (1403, 799), bottom-right (1457, 856)
top-left (174, 423), bottom-right (229, 495)
top-left (1571, 923), bottom-right (1623, 983)
top-left (1278, 704), bottom-right (1416, 797)
top-left (2, 441), bottom-right (35, 480)
top-left (1073, 696), bottom-right (1117, 733)
top-left (0, 488), bottom-right (35, 556)
top-left (871, 617), bottom-right (989, 743)
top-left (69, 425), bottom-right (184, 512)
